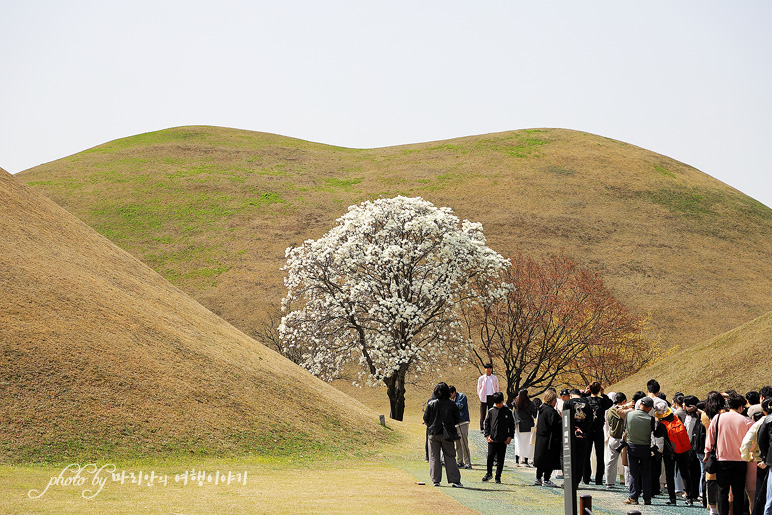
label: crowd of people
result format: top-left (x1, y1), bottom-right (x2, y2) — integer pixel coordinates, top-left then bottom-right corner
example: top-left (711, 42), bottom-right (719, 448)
top-left (422, 363), bottom-right (772, 515)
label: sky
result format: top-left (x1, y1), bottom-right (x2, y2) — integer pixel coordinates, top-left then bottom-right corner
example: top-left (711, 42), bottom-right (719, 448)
top-left (2, 1), bottom-right (771, 208)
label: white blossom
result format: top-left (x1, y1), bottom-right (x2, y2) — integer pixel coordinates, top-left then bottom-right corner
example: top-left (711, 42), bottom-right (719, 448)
top-left (278, 196), bottom-right (506, 416)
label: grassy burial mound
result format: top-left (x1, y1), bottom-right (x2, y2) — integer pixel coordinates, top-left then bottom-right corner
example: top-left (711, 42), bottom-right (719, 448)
top-left (0, 169), bottom-right (388, 463)
top-left (19, 126), bottom-right (772, 355)
top-left (611, 310), bottom-right (772, 398)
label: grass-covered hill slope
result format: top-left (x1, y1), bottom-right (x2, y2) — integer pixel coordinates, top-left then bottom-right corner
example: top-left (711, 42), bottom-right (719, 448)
top-left (19, 126), bottom-right (772, 352)
top-left (611, 310), bottom-right (772, 398)
top-left (0, 168), bottom-right (387, 463)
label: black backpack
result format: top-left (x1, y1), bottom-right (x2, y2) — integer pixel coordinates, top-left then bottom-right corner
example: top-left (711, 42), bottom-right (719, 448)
top-left (690, 416), bottom-right (706, 452)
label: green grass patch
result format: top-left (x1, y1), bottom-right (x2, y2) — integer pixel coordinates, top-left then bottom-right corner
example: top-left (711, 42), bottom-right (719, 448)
top-left (254, 167), bottom-right (290, 176)
top-left (88, 191), bottom-right (251, 244)
top-left (183, 266), bottom-right (231, 280)
top-left (474, 133), bottom-right (549, 158)
top-left (428, 143), bottom-right (466, 153)
top-left (436, 172), bottom-right (460, 182)
top-left (654, 165), bottom-right (675, 178)
top-left (166, 165), bottom-right (219, 178)
top-left (27, 178), bottom-right (84, 190)
top-left (83, 128), bottom-right (208, 154)
top-left (87, 169), bottom-right (151, 185)
top-left (2, 419), bottom-right (389, 466)
top-left (734, 194), bottom-right (772, 222)
top-left (243, 192), bottom-right (286, 208)
top-left (645, 187), bottom-right (723, 218)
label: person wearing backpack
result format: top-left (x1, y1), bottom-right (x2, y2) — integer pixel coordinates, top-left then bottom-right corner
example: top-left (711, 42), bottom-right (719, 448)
top-left (605, 392), bottom-right (633, 489)
top-left (684, 395), bottom-right (705, 502)
top-left (656, 406), bottom-right (696, 505)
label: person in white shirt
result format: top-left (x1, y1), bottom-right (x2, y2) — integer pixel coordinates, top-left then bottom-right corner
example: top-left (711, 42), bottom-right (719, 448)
top-left (477, 363), bottom-right (499, 433)
top-left (556, 389), bottom-right (570, 414)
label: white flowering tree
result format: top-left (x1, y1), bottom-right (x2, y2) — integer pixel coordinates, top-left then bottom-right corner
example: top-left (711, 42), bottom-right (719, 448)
top-left (279, 196), bottom-right (507, 420)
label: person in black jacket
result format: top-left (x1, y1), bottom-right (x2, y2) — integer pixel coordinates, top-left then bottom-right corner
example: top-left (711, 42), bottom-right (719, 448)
top-left (482, 391), bottom-right (515, 484)
top-left (583, 382), bottom-right (613, 485)
top-left (512, 389), bottom-right (537, 466)
top-left (423, 382), bottom-right (463, 488)
top-left (533, 389), bottom-right (562, 487)
top-left (683, 395), bottom-right (705, 503)
top-left (562, 388), bottom-right (594, 490)
top-left (756, 402), bottom-right (772, 515)
top-left (751, 398), bottom-right (772, 515)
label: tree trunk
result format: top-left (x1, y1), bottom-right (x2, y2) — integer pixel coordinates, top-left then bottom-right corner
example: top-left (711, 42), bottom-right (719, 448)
top-left (384, 366), bottom-right (408, 421)
top-left (506, 384), bottom-right (517, 406)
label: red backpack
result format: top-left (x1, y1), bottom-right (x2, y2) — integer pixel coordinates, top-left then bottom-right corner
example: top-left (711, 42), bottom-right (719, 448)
top-left (661, 417), bottom-right (691, 454)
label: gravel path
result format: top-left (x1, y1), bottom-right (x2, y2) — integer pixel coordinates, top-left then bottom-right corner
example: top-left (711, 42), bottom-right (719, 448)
top-left (398, 430), bottom-right (707, 515)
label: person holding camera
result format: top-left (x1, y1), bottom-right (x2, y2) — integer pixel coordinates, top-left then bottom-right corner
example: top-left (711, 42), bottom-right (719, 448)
top-left (605, 392), bottom-right (633, 489)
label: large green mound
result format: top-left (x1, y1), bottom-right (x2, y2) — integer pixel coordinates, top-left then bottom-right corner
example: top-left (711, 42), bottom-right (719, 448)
top-left (19, 126), bottom-right (772, 354)
top-left (0, 168), bottom-right (387, 463)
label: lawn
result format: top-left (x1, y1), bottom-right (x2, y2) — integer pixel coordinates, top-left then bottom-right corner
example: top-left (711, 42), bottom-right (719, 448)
top-left (0, 415), bottom-right (477, 515)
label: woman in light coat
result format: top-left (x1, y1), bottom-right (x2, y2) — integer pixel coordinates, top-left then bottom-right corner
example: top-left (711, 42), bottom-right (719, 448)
top-left (512, 389), bottom-right (537, 466)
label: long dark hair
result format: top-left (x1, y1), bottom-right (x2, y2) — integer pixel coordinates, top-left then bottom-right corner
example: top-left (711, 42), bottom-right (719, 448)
top-left (704, 390), bottom-right (725, 419)
top-left (433, 382), bottom-right (451, 400)
top-left (514, 389), bottom-right (530, 410)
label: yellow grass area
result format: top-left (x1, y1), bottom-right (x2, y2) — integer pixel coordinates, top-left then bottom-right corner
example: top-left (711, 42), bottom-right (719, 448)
top-left (1, 415), bottom-right (477, 515)
top-left (611, 310), bottom-right (772, 398)
top-left (0, 169), bottom-right (390, 462)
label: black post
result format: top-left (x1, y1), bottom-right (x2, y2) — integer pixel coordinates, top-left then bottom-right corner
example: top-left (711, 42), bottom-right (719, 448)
top-left (563, 409), bottom-right (576, 515)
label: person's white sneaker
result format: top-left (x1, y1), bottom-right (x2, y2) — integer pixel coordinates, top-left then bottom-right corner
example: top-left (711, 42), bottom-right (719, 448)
top-left (542, 480), bottom-right (558, 487)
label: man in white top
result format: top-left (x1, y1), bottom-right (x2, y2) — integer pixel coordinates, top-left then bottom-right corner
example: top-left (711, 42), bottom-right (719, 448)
top-left (556, 389), bottom-right (570, 414)
top-left (477, 363), bottom-right (499, 433)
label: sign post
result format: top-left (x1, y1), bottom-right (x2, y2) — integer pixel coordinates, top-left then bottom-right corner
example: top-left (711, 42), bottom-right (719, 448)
top-left (562, 409), bottom-right (576, 515)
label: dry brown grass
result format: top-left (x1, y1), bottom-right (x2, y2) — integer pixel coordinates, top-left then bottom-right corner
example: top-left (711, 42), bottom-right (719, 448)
top-left (610, 310), bottom-right (772, 398)
top-left (0, 169), bottom-right (393, 463)
top-left (13, 125), bottom-right (772, 417)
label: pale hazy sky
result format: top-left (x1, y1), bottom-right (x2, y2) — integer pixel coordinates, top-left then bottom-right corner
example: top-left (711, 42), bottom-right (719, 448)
top-left (2, 1), bottom-right (771, 207)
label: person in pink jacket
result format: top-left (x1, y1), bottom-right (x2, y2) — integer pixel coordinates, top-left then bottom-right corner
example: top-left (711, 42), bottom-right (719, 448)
top-left (704, 393), bottom-right (754, 515)
top-left (477, 363), bottom-right (499, 433)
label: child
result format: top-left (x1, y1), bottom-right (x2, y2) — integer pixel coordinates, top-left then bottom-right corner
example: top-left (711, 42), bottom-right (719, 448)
top-left (482, 391), bottom-right (515, 483)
